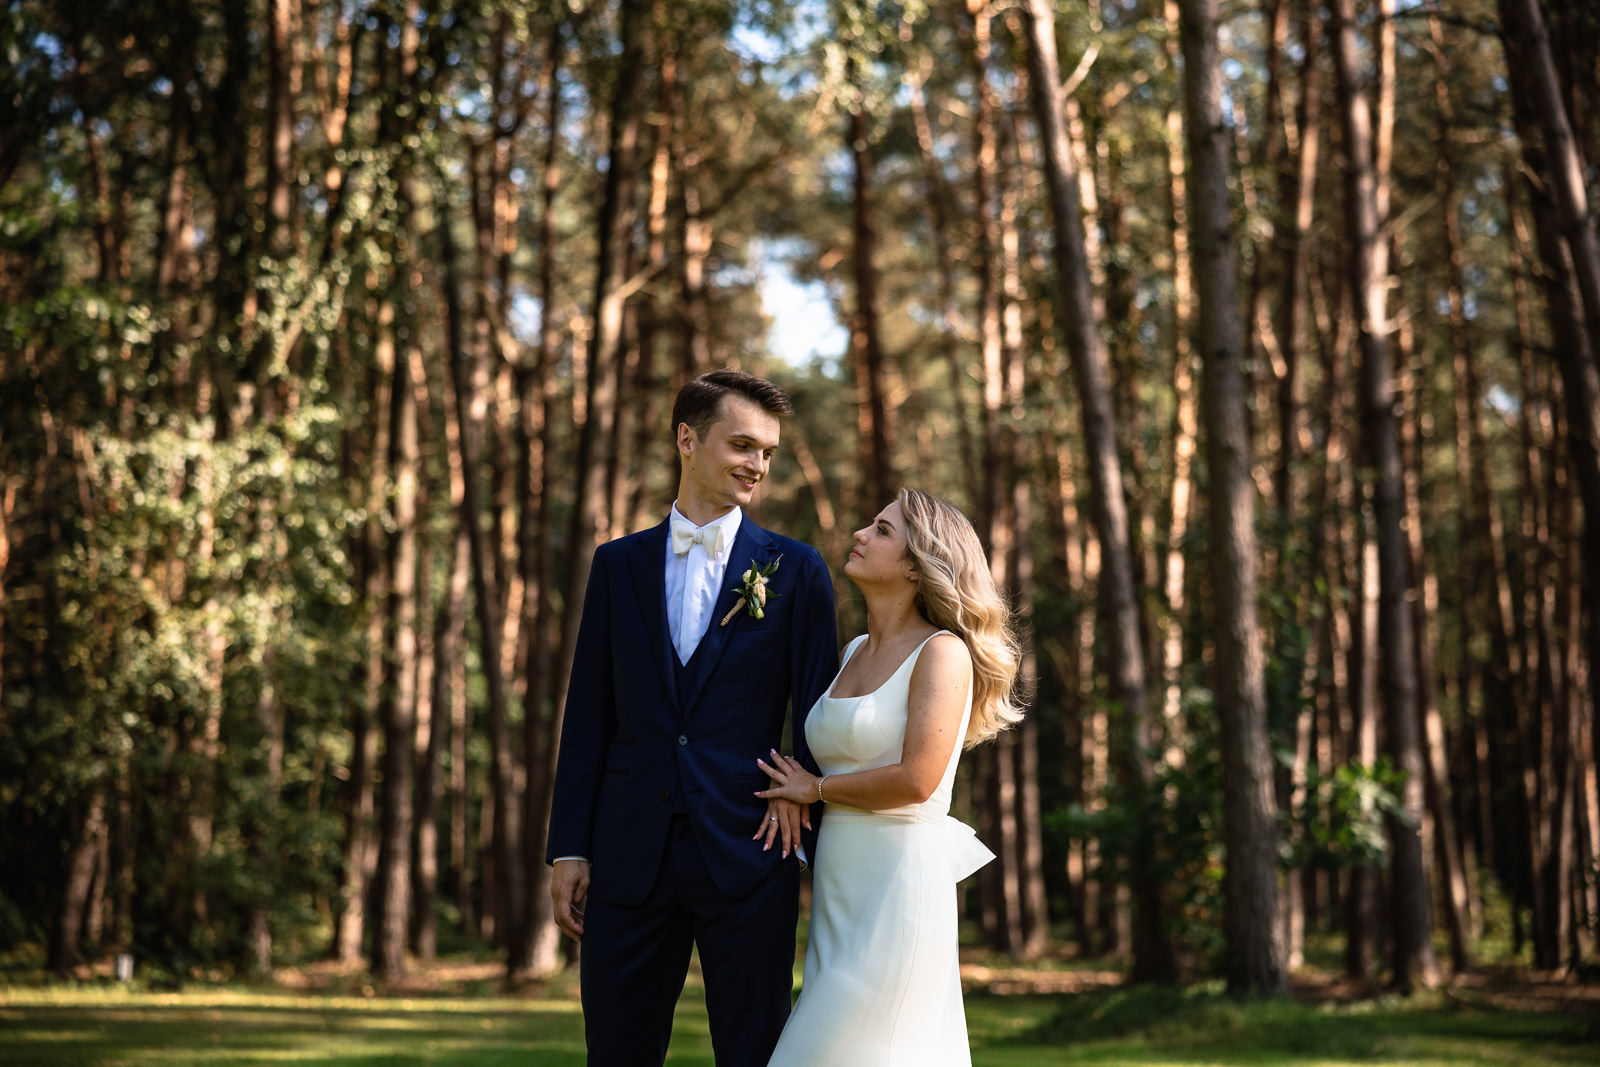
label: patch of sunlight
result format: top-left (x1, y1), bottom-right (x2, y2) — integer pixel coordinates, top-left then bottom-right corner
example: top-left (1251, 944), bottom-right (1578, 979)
top-left (0, 988), bottom-right (581, 1014)
top-left (2, 1028), bottom-right (88, 1043)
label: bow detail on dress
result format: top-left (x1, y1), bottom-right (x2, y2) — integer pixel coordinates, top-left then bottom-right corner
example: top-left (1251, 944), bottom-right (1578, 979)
top-left (927, 814), bottom-right (996, 883)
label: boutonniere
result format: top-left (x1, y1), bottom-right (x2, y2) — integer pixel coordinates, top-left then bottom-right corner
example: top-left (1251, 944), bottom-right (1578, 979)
top-left (721, 555), bottom-right (782, 626)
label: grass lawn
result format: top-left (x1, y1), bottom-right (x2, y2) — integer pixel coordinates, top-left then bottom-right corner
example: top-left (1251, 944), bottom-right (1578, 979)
top-left (2, 967), bottom-right (1596, 1066)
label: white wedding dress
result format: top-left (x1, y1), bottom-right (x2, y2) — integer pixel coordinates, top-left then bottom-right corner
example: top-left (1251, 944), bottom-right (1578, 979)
top-left (767, 631), bottom-right (994, 1067)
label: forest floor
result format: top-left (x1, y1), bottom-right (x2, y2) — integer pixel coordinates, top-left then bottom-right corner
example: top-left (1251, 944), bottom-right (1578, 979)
top-left (3, 945), bottom-right (1597, 1065)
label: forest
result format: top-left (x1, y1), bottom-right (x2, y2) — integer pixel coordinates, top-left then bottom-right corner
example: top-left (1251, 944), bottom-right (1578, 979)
top-left (1, 0), bottom-right (1596, 1009)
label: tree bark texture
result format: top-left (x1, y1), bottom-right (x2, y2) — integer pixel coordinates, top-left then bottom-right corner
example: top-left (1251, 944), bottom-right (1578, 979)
top-left (847, 59), bottom-right (895, 515)
top-left (1179, 0), bottom-right (1287, 997)
top-left (1022, 0), bottom-right (1175, 983)
top-left (1330, 0), bottom-right (1437, 992)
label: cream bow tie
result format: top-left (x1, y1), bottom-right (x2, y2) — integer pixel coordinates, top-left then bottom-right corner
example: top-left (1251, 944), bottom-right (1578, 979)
top-left (671, 520), bottom-right (725, 558)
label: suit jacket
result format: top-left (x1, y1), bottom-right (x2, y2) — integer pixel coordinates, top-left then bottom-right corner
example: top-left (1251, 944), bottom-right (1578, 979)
top-left (545, 515), bottom-right (840, 906)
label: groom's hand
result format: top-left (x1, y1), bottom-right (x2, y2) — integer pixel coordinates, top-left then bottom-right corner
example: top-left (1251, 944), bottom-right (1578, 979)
top-left (551, 859), bottom-right (590, 942)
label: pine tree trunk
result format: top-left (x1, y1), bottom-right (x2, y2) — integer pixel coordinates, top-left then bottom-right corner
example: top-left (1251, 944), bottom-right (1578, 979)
top-left (1160, 0), bottom-right (1198, 773)
top-left (49, 788), bottom-right (107, 974)
top-left (1546, 437), bottom-right (1580, 967)
top-left (846, 59), bottom-right (894, 513)
top-left (411, 346), bottom-right (441, 960)
top-left (515, 13), bottom-right (568, 979)
top-left (553, 0), bottom-right (643, 749)
top-left (1501, 3), bottom-right (1600, 904)
top-left (1506, 42), bottom-right (1600, 964)
top-left (334, 323), bottom-right (389, 964)
top-left (1498, 0), bottom-right (1600, 352)
top-left (626, 14), bottom-right (675, 534)
top-left (1397, 303), bottom-right (1471, 975)
top-left (434, 328), bottom-right (474, 939)
top-left (1000, 136), bottom-right (1049, 956)
top-left (1023, 0), bottom-right (1175, 982)
top-left (1179, 0), bottom-right (1286, 996)
top-left (905, 54), bottom-right (979, 505)
top-left (1330, 0), bottom-right (1437, 991)
top-left (1345, 522), bottom-right (1380, 980)
top-left (1041, 407), bottom-right (1091, 953)
top-left (441, 192), bottom-right (524, 971)
top-left (373, 297), bottom-right (419, 980)
top-left (1270, 0), bottom-right (1322, 967)
top-left (677, 164), bottom-right (712, 378)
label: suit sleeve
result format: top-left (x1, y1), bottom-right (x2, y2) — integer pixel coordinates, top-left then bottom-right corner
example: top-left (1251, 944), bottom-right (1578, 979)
top-left (788, 546), bottom-right (839, 780)
top-left (544, 547), bottom-right (617, 864)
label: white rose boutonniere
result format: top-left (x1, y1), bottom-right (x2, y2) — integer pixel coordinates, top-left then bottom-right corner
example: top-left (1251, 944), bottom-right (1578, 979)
top-left (720, 555), bottom-right (782, 626)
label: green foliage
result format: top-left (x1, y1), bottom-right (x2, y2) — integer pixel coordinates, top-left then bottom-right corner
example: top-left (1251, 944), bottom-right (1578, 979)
top-left (1286, 759), bottom-right (1409, 872)
top-left (1048, 687), bottom-right (1227, 966)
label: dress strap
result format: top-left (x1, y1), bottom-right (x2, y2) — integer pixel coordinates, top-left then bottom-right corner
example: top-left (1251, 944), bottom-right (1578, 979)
top-left (900, 629), bottom-right (956, 676)
top-left (839, 634), bottom-right (869, 669)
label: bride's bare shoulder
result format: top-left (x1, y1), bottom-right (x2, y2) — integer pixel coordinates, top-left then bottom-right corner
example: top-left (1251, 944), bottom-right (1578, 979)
top-left (913, 632), bottom-right (971, 684)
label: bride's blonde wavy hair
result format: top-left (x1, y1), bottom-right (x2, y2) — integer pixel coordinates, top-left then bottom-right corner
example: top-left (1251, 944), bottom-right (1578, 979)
top-left (897, 488), bottom-right (1024, 747)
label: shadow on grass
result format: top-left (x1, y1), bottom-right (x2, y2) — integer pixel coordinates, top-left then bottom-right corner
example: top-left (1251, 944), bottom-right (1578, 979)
top-left (0, 983), bottom-right (720, 1067)
top-left (993, 982), bottom-right (1599, 1066)
top-left (5, 976), bottom-right (1596, 1067)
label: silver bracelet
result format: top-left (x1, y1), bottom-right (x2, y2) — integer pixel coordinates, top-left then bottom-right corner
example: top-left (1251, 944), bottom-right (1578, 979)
top-left (817, 775), bottom-right (828, 803)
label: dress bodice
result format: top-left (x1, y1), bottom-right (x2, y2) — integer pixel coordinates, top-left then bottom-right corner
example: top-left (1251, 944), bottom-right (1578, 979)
top-left (805, 630), bottom-right (972, 819)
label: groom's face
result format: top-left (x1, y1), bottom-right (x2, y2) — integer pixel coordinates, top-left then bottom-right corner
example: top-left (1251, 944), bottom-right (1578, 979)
top-left (677, 394), bottom-right (781, 513)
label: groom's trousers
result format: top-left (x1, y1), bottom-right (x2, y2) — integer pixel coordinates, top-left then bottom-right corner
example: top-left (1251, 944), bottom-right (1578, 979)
top-left (580, 814), bottom-right (799, 1067)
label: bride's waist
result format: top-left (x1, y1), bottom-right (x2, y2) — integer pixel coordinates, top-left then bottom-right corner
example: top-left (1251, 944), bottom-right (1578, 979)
top-left (821, 803), bottom-right (951, 823)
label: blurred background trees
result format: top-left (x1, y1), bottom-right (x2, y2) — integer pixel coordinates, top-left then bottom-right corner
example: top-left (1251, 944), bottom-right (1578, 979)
top-left (1, 0), bottom-right (1595, 993)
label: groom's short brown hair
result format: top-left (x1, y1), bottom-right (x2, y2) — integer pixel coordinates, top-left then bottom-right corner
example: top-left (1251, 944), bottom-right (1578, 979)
top-left (671, 370), bottom-right (794, 443)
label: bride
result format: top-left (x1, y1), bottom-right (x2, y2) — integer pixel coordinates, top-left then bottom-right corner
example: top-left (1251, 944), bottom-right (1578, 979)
top-left (755, 488), bottom-right (1023, 1066)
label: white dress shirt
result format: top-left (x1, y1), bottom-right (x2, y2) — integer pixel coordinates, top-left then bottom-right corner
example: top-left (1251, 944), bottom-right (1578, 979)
top-left (666, 503), bottom-right (742, 664)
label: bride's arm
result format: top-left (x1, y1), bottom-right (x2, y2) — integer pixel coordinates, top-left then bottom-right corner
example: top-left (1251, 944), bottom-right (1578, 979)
top-left (756, 634), bottom-right (971, 810)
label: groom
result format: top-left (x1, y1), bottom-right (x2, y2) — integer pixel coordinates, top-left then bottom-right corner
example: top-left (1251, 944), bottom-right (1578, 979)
top-left (546, 370), bottom-right (839, 1066)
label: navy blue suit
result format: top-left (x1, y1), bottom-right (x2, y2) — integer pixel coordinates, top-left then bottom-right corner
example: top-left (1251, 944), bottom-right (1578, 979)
top-left (547, 515), bottom-right (839, 1066)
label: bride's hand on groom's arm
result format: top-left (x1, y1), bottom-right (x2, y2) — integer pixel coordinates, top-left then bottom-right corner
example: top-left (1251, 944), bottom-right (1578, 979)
top-left (755, 751), bottom-right (820, 805)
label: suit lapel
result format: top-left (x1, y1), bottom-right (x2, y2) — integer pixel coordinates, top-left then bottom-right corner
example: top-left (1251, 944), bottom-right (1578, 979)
top-left (681, 518), bottom-right (778, 716)
top-left (627, 520), bottom-right (680, 716)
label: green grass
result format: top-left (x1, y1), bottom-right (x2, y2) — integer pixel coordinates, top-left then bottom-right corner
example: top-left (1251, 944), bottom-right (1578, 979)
top-left (974, 983), bottom-right (1600, 1066)
top-left (1, 972), bottom-right (1593, 1065)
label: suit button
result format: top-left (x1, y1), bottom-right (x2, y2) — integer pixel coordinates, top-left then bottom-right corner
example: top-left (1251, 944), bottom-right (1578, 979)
top-left (658, 789), bottom-right (670, 802)
top-left (677, 734), bottom-right (688, 746)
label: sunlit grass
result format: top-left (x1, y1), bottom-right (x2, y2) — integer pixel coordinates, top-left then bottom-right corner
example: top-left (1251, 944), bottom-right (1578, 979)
top-left (0, 992), bottom-right (595, 1067)
top-left (5, 979), bottom-right (1594, 1066)
top-left (3, 938), bottom-right (1594, 1066)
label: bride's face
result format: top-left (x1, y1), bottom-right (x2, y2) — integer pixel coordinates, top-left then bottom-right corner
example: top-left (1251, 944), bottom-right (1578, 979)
top-left (845, 501), bottom-right (915, 585)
